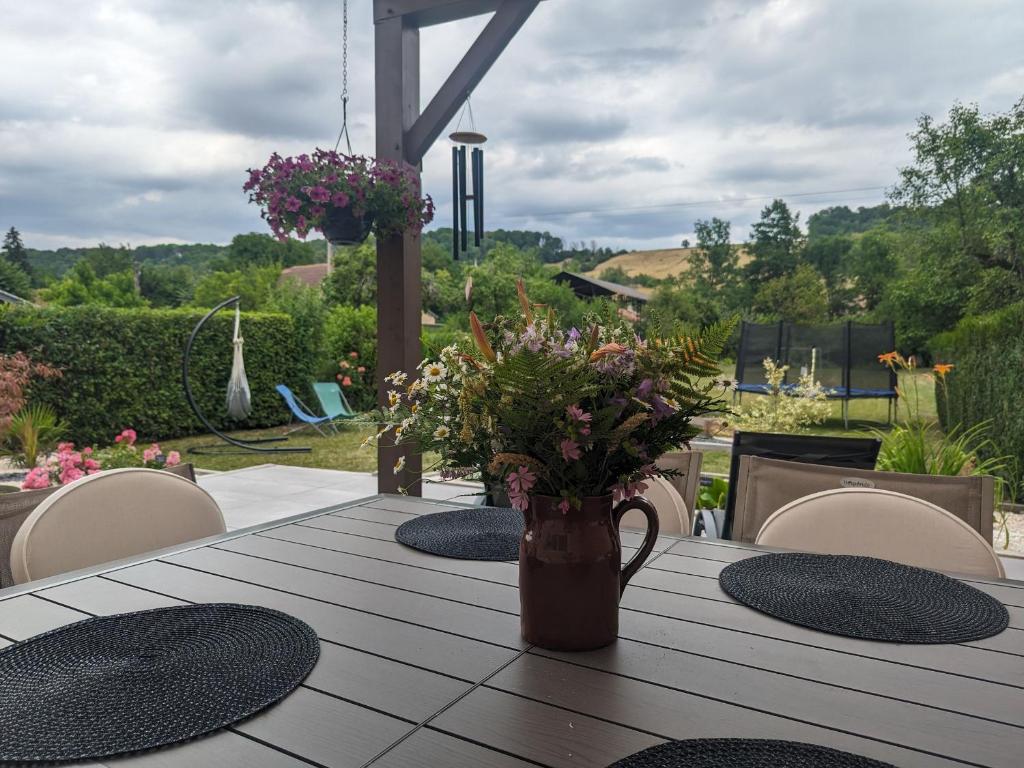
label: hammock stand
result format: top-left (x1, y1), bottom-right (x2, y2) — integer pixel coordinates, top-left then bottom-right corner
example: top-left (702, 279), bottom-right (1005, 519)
top-left (182, 296), bottom-right (310, 454)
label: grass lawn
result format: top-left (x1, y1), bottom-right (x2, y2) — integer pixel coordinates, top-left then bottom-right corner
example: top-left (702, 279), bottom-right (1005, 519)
top-left (161, 423), bottom-right (378, 474)
top-left (166, 372), bottom-right (936, 476)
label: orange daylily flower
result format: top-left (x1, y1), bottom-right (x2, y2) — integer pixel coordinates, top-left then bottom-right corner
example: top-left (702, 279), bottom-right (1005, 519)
top-left (877, 351), bottom-right (898, 365)
top-left (933, 363), bottom-right (954, 377)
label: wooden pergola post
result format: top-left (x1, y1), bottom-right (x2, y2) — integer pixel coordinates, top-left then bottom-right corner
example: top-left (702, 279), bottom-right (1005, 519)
top-left (373, 0), bottom-right (541, 494)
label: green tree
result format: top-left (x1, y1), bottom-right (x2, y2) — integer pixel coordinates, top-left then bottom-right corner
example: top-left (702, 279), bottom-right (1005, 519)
top-left (804, 234), bottom-right (854, 316)
top-left (323, 242), bottom-right (377, 308)
top-left (83, 244), bottom-right (134, 278)
top-left (227, 233), bottom-right (318, 268)
top-left (1, 227), bottom-right (32, 276)
top-left (752, 262), bottom-right (829, 324)
top-left (41, 261), bottom-right (146, 308)
top-left (191, 265), bottom-right (280, 310)
top-left (744, 199), bottom-right (804, 284)
top-left (0, 255), bottom-right (32, 298)
top-left (891, 98), bottom-right (1024, 279)
top-left (687, 218), bottom-right (739, 294)
top-left (139, 263), bottom-right (196, 307)
top-left (845, 229), bottom-right (897, 311)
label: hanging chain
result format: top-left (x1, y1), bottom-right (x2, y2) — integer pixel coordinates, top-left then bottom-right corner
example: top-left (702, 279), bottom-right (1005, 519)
top-left (334, 0), bottom-right (352, 154)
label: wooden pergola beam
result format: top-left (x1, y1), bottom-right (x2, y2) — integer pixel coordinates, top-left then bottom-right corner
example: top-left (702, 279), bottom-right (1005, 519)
top-left (374, 0), bottom-right (505, 27)
top-left (372, 0), bottom-right (540, 494)
top-left (404, 0), bottom-right (540, 166)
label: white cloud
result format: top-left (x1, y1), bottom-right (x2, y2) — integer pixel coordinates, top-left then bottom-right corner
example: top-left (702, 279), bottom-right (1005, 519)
top-left (0, 0), bottom-right (1021, 250)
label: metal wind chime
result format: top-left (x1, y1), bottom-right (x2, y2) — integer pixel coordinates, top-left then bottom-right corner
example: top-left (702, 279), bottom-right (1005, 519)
top-left (450, 98), bottom-right (486, 260)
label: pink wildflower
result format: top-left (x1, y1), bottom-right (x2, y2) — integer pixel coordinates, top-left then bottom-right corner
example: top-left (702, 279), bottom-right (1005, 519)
top-left (558, 498), bottom-right (571, 515)
top-left (142, 446), bottom-right (158, 463)
top-left (506, 465), bottom-right (537, 512)
top-left (560, 439), bottom-right (581, 462)
top-left (115, 428), bottom-right (137, 446)
top-left (165, 451), bottom-right (181, 467)
top-left (565, 404), bottom-right (592, 424)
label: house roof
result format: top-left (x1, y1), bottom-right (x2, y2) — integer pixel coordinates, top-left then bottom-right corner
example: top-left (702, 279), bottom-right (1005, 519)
top-left (0, 288), bottom-right (30, 305)
top-left (553, 271), bottom-right (649, 303)
top-left (279, 263), bottom-right (329, 287)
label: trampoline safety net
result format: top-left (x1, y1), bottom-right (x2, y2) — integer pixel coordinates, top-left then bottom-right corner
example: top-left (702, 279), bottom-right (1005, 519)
top-left (734, 321), bottom-right (897, 400)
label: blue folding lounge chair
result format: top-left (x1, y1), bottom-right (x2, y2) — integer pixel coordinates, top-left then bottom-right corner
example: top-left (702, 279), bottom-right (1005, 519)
top-left (275, 384), bottom-right (334, 436)
top-left (312, 382), bottom-right (358, 422)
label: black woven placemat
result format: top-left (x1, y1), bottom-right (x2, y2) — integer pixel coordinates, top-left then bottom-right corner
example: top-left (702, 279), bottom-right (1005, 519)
top-left (719, 553), bottom-right (1009, 643)
top-left (609, 738), bottom-right (897, 767)
top-left (0, 603), bottom-right (319, 762)
top-left (395, 506), bottom-right (522, 560)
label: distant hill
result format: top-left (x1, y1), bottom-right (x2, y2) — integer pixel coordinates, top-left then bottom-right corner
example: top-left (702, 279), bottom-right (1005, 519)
top-left (584, 246), bottom-right (749, 282)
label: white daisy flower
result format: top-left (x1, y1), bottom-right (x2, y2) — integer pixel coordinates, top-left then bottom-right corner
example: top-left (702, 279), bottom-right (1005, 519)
top-left (387, 390), bottom-right (401, 407)
top-left (433, 425), bottom-right (451, 439)
top-left (386, 371), bottom-right (408, 386)
top-left (393, 455), bottom-right (406, 474)
top-left (423, 361), bottom-right (447, 382)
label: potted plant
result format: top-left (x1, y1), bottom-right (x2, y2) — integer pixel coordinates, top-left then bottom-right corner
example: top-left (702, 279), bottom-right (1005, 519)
top-left (375, 281), bottom-right (733, 650)
top-left (244, 149), bottom-right (434, 245)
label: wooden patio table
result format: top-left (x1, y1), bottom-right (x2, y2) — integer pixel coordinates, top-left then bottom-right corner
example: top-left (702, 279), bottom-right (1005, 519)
top-left (0, 494), bottom-right (1021, 768)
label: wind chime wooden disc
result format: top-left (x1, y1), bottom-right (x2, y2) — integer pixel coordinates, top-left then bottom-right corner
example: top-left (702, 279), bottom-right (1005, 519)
top-left (449, 130), bottom-right (487, 144)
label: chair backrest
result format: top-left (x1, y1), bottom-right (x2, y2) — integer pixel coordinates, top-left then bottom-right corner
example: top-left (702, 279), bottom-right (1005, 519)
top-left (619, 477), bottom-right (689, 536)
top-left (276, 384), bottom-right (323, 424)
top-left (313, 382), bottom-right (355, 419)
top-left (755, 488), bottom-right (1005, 579)
top-left (733, 456), bottom-right (996, 545)
top-left (658, 451), bottom-right (703, 519)
top-left (0, 485), bottom-right (60, 588)
top-left (11, 468), bottom-right (225, 585)
top-left (164, 462), bottom-right (197, 483)
top-left (723, 431), bottom-right (881, 539)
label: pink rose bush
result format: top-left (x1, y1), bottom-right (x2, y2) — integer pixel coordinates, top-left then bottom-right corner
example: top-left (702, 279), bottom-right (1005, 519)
top-left (370, 280), bottom-right (733, 512)
top-left (244, 149), bottom-right (434, 241)
top-left (20, 428), bottom-right (181, 490)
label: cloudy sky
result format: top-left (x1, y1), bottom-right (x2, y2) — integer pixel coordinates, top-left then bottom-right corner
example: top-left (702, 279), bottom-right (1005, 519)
top-left (1, 0), bottom-right (1021, 251)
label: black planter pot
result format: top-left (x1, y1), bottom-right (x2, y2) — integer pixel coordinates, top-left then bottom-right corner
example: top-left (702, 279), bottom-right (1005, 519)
top-left (322, 206), bottom-right (373, 245)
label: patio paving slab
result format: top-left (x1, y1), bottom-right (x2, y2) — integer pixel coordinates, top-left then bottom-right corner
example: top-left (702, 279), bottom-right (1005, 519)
top-left (198, 464), bottom-right (481, 530)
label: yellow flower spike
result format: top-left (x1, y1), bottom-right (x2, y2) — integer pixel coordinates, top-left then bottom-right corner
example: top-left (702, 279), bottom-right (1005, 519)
top-left (469, 312), bottom-right (497, 362)
top-left (516, 278), bottom-right (534, 325)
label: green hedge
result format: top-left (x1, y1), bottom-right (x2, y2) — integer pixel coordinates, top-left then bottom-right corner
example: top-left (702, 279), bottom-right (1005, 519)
top-left (931, 301), bottom-right (1024, 472)
top-left (0, 305), bottom-right (311, 445)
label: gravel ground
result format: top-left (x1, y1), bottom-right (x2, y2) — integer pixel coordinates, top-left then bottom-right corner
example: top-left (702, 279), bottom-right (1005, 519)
top-left (994, 511), bottom-right (1024, 554)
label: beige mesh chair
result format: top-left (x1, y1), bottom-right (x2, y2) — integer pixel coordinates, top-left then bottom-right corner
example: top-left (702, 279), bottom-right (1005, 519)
top-left (11, 468), bottom-right (225, 585)
top-left (658, 451), bottom-right (703, 517)
top-left (755, 488), bottom-right (1005, 579)
top-left (732, 455), bottom-right (996, 545)
top-left (620, 476), bottom-right (690, 536)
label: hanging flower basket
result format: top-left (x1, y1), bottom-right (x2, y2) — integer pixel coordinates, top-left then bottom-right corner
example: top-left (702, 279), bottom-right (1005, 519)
top-left (243, 149), bottom-right (434, 244)
top-left (321, 205), bottom-right (374, 246)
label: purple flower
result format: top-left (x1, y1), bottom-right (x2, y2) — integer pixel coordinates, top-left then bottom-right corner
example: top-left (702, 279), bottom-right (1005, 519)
top-left (284, 196), bottom-right (302, 212)
top-left (568, 327), bottom-right (582, 342)
top-left (308, 186), bottom-right (331, 203)
top-left (331, 191), bottom-right (350, 208)
top-left (636, 378), bottom-right (655, 398)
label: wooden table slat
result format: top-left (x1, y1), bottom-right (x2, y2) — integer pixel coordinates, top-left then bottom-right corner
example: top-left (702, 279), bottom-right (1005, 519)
top-left (0, 493), bottom-right (1017, 768)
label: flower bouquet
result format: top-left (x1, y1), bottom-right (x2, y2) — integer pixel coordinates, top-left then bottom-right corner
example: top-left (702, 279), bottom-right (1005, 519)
top-left (244, 149), bottom-right (434, 244)
top-left (374, 281), bottom-right (733, 649)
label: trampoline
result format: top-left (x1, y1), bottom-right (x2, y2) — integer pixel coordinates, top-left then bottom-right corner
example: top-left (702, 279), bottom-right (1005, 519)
top-left (734, 321), bottom-right (897, 428)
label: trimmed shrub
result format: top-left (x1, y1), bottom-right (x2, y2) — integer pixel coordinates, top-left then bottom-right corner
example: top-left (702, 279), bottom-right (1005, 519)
top-left (931, 302), bottom-right (1024, 478)
top-left (0, 305), bottom-right (311, 444)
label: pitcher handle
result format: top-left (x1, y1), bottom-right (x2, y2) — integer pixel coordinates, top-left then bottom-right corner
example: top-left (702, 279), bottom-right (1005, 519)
top-left (613, 496), bottom-right (660, 595)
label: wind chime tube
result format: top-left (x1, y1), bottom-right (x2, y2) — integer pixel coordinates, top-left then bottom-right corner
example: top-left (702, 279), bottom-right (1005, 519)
top-left (471, 148), bottom-right (482, 247)
top-left (458, 146), bottom-right (469, 252)
top-left (477, 147), bottom-right (484, 235)
top-left (451, 146), bottom-right (460, 260)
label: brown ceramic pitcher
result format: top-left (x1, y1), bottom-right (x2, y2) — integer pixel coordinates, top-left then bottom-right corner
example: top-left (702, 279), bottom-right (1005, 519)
top-left (519, 493), bottom-right (659, 651)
